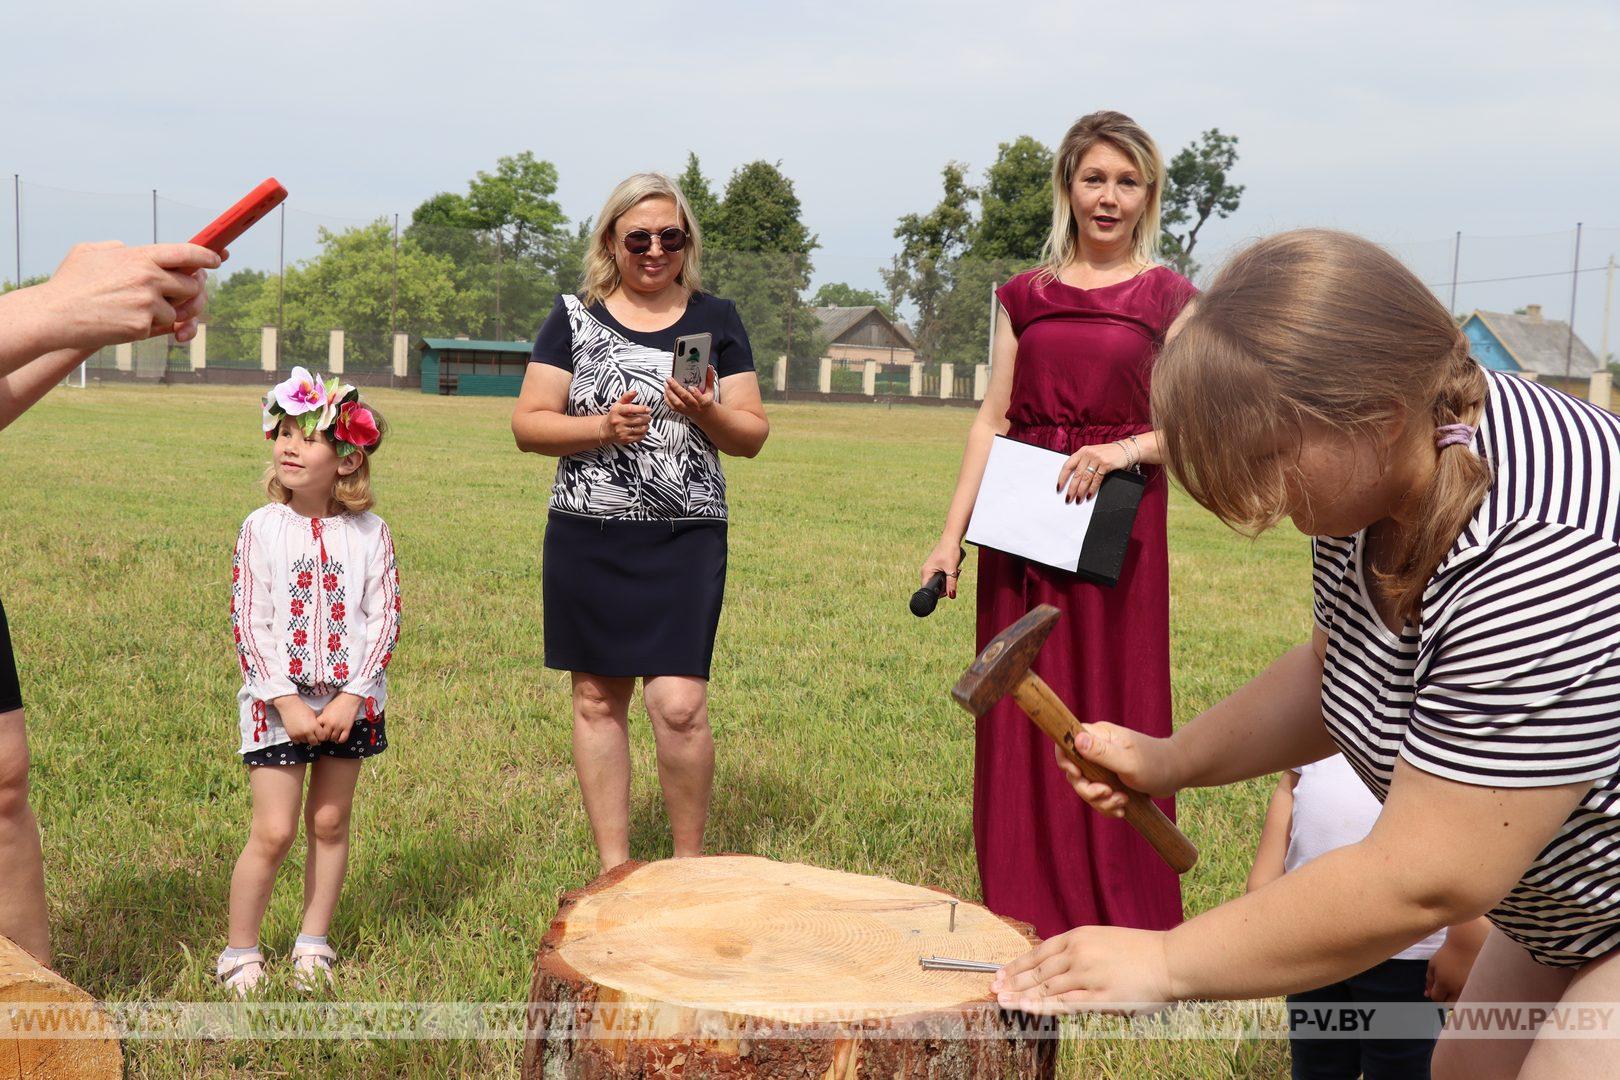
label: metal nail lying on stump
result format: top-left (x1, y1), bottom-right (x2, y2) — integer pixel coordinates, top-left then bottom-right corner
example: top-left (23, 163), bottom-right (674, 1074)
top-left (951, 604), bottom-right (1199, 874)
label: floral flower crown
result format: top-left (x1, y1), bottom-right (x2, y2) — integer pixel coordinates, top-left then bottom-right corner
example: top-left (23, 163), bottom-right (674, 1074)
top-left (261, 367), bottom-right (382, 457)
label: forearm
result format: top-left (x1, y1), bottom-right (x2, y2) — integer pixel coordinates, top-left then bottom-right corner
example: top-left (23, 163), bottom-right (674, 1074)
top-left (1170, 644), bottom-right (1337, 789)
top-left (1168, 841), bottom-right (1453, 999)
top-left (0, 289), bottom-right (55, 377)
top-left (692, 402), bottom-right (769, 457)
top-left (939, 412), bottom-right (1006, 544)
top-left (0, 348), bottom-right (97, 431)
top-left (1245, 778), bottom-right (1294, 893)
top-left (1133, 430), bottom-right (1163, 468)
top-left (514, 410), bottom-right (609, 457)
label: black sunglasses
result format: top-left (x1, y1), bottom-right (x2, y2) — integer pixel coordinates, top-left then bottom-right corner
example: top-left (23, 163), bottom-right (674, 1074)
top-left (620, 227), bottom-right (687, 255)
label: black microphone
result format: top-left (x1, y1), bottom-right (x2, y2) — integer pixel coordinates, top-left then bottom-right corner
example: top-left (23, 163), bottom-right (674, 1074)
top-left (910, 548), bottom-right (965, 617)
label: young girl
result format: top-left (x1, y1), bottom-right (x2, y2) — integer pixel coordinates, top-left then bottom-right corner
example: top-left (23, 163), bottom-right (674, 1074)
top-left (218, 369), bottom-right (399, 995)
top-left (1249, 755), bottom-right (1488, 1078)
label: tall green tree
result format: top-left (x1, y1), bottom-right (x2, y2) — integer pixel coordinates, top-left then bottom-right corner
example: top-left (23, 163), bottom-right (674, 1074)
top-left (676, 152), bottom-right (721, 238)
top-left (1159, 129), bottom-right (1244, 276)
top-left (406, 152), bottom-right (571, 340)
top-left (705, 161), bottom-right (821, 363)
top-left (883, 162), bottom-right (994, 366)
top-left (970, 136), bottom-right (1053, 263)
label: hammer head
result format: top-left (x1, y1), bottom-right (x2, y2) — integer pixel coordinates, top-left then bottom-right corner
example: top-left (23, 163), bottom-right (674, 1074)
top-left (951, 604), bottom-right (1061, 716)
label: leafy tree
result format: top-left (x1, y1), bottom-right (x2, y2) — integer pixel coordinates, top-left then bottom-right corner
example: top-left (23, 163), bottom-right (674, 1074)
top-left (970, 136), bottom-right (1053, 263)
top-left (810, 282), bottom-right (895, 320)
top-left (1159, 129), bottom-right (1244, 276)
top-left (0, 274), bottom-right (49, 294)
top-left (705, 161), bottom-right (822, 363)
top-left (406, 152), bottom-right (571, 340)
top-left (676, 153), bottom-right (721, 238)
top-left (883, 161), bottom-right (1012, 367)
top-left (232, 220), bottom-right (469, 369)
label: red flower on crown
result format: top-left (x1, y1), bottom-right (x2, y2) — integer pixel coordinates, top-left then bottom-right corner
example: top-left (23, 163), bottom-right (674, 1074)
top-left (335, 401), bottom-right (380, 449)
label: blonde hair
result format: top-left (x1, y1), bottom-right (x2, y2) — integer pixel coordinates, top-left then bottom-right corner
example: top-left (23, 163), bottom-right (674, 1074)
top-left (1038, 111), bottom-right (1164, 283)
top-left (581, 173), bottom-right (703, 305)
top-left (264, 406), bottom-right (388, 515)
top-left (1153, 229), bottom-right (1490, 626)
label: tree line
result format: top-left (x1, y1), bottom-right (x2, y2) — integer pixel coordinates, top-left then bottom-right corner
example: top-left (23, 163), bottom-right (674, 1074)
top-left (199, 132), bottom-right (1241, 372)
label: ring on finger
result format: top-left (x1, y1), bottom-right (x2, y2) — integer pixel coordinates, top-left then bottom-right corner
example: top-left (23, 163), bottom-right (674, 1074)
top-left (1085, 464), bottom-right (1099, 473)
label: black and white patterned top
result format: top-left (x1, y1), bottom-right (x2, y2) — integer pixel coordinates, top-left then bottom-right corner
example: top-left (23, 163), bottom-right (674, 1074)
top-left (1312, 369), bottom-right (1620, 966)
top-left (531, 292), bottom-right (755, 522)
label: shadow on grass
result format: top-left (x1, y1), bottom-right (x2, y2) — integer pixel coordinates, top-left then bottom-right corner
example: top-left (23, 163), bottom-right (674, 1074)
top-left (623, 753), bottom-right (822, 864)
top-left (55, 825), bottom-right (512, 998)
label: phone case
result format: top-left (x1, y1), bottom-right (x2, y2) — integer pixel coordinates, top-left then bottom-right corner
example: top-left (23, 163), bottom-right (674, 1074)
top-left (672, 333), bottom-right (712, 389)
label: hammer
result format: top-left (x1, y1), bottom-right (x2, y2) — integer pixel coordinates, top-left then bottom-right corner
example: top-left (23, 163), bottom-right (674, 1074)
top-left (951, 604), bottom-right (1199, 874)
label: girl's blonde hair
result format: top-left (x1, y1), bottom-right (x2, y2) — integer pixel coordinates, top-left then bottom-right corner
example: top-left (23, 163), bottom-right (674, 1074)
top-left (581, 172), bottom-right (703, 305)
top-left (1038, 111), bottom-right (1164, 283)
top-left (264, 406), bottom-right (388, 514)
top-left (1152, 229), bottom-right (1490, 625)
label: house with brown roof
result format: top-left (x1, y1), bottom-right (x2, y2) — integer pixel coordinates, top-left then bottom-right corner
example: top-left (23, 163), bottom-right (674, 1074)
top-left (1461, 305), bottom-right (1600, 380)
top-left (810, 306), bottom-right (917, 367)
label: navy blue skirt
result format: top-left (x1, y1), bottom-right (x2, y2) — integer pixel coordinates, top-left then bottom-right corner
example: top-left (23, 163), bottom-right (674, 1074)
top-left (542, 511), bottom-right (727, 680)
top-left (0, 595), bottom-right (21, 713)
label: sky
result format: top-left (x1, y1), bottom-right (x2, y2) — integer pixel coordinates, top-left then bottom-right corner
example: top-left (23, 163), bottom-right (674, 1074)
top-left (3, 0), bottom-right (1618, 351)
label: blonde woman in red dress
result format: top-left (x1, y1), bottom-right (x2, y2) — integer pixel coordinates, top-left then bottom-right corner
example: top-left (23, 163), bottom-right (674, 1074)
top-left (920, 111), bottom-right (1196, 939)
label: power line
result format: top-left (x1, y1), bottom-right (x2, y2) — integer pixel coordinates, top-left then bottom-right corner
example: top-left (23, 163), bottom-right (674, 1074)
top-left (1424, 264), bottom-right (1614, 289)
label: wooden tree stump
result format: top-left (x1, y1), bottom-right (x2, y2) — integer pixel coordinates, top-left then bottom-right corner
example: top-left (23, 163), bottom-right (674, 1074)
top-left (0, 934), bottom-right (122, 1080)
top-left (524, 856), bottom-right (1057, 1079)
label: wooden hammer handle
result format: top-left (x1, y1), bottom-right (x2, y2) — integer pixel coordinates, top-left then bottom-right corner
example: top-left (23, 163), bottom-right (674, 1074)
top-left (1012, 673), bottom-right (1199, 875)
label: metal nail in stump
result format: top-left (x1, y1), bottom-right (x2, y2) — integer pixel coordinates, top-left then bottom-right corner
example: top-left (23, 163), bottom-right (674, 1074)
top-left (919, 956), bottom-right (1000, 973)
top-left (949, 900), bottom-right (959, 932)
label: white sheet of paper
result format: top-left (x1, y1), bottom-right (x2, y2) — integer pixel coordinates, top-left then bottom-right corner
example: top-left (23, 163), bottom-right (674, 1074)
top-left (964, 436), bottom-right (1096, 571)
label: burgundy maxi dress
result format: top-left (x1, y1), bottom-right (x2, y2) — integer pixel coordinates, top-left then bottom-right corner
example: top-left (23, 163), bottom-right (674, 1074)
top-left (975, 265), bottom-right (1197, 940)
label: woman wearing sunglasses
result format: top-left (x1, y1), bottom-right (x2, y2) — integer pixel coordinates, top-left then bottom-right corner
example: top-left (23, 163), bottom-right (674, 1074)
top-left (513, 172), bottom-right (768, 872)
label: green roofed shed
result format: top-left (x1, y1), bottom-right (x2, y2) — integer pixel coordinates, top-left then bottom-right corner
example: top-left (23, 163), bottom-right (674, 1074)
top-left (419, 337), bottom-right (534, 396)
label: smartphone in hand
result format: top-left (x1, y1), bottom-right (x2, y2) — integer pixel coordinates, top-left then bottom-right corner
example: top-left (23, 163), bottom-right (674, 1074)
top-left (671, 332), bottom-right (713, 390)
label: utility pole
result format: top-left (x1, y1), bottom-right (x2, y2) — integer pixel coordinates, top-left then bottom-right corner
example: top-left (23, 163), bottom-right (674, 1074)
top-left (1448, 231), bottom-right (1461, 316)
top-left (1565, 223), bottom-right (1582, 378)
top-left (277, 203), bottom-right (286, 369)
top-left (1603, 255), bottom-right (1615, 367)
top-left (390, 213), bottom-right (400, 339)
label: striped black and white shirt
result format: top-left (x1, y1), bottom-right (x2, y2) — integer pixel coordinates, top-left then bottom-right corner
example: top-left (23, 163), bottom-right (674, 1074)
top-left (1312, 369), bottom-right (1620, 967)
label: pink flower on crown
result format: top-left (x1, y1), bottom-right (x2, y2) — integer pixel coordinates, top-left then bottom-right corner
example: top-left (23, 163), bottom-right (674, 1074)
top-left (271, 367), bottom-right (327, 417)
top-left (335, 401), bottom-right (380, 449)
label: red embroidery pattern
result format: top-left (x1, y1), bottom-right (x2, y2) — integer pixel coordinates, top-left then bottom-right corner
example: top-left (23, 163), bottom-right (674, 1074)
top-left (251, 700), bottom-right (268, 744)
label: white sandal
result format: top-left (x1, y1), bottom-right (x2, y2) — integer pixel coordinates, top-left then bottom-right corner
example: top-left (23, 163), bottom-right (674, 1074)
top-left (216, 948), bottom-right (267, 999)
top-left (291, 941), bottom-right (336, 991)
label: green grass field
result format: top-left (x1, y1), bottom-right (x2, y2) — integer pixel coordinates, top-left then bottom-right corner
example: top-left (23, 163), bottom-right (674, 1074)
top-left (1, 384), bottom-right (1314, 1077)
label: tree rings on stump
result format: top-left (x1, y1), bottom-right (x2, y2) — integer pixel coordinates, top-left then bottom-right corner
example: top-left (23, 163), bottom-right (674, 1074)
top-left (524, 855), bottom-right (1057, 1078)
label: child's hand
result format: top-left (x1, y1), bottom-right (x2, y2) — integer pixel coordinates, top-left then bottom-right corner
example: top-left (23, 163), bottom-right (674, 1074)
top-left (1425, 918), bottom-right (1490, 1003)
top-left (318, 693), bottom-right (363, 745)
top-left (276, 696), bottom-right (324, 745)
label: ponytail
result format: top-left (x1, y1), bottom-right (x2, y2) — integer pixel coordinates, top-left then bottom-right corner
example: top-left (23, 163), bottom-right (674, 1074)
top-left (1371, 342), bottom-right (1491, 625)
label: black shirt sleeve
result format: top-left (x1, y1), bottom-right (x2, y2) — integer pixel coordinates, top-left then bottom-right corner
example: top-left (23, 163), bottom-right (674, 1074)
top-left (714, 299), bottom-right (756, 378)
top-left (530, 294), bottom-right (574, 371)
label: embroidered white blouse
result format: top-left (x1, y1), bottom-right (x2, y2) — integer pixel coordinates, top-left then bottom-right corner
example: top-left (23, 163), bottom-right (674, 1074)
top-left (230, 503), bottom-right (401, 754)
